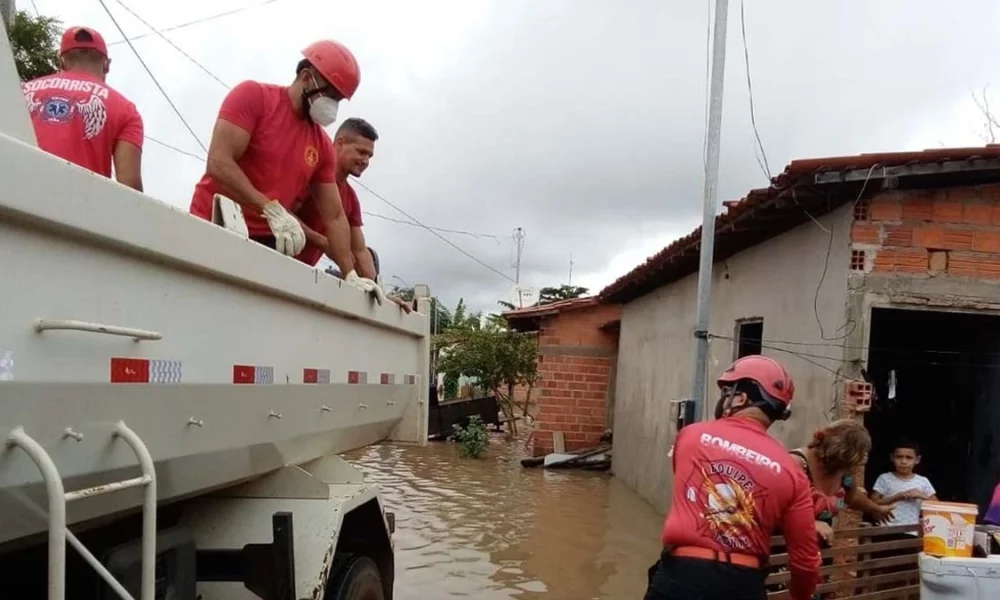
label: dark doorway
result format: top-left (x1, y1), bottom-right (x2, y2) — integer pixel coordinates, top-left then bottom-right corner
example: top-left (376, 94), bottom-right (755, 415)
top-left (735, 319), bottom-right (764, 359)
top-left (865, 307), bottom-right (1000, 517)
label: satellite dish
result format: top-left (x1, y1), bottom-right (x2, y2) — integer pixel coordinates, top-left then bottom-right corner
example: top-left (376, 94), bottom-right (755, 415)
top-left (508, 285), bottom-right (538, 308)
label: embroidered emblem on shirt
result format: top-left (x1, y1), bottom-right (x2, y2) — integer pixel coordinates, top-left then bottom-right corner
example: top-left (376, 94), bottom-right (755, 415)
top-left (304, 145), bottom-right (319, 168)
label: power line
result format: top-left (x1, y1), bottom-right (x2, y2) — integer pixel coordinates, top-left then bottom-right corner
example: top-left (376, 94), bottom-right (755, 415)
top-left (810, 164), bottom-right (877, 341)
top-left (352, 179), bottom-right (516, 283)
top-left (111, 0), bottom-right (230, 89)
top-left (96, 0), bottom-right (209, 154)
top-left (106, 1), bottom-right (284, 47)
top-left (146, 135), bottom-right (205, 161)
top-left (141, 136), bottom-right (506, 243)
top-left (739, 0), bottom-right (771, 181)
top-left (363, 210), bottom-right (501, 240)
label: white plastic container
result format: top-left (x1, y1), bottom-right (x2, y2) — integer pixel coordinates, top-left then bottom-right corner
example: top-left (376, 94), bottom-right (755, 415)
top-left (920, 553), bottom-right (1000, 599)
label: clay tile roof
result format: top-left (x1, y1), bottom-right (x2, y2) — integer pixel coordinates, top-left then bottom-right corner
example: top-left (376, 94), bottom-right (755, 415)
top-left (600, 145), bottom-right (1000, 304)
top-left (501, 296), bottom-right (600, 322)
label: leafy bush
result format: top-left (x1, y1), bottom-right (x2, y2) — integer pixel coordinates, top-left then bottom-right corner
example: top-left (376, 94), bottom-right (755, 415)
top-left (450, 415), bottom-right (489, 459)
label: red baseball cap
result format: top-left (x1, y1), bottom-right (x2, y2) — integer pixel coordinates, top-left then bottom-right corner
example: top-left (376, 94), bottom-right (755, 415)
top-left (60, 26), bottom-right (108, 57)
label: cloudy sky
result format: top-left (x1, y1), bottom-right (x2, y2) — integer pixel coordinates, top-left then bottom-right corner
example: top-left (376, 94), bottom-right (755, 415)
top-left (26, 0), bottom-right (1000, 313)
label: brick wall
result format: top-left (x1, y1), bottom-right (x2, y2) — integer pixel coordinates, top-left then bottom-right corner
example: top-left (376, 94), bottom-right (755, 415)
top-left (851, 183), bottom-right (1000, 278)
top-left (532, 303), bottom-right (621, 456)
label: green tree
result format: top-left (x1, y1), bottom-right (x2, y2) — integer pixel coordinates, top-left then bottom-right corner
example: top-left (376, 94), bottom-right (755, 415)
top-left (538, 284), bottom-right (589, 304)
top-left (434, 301), bottom-right (538, 432)
top-left (6, 11), bottom-right (61, 82)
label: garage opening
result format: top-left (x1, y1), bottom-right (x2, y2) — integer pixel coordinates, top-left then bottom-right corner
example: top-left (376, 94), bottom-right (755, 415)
top-left (864, 307), bottom-right (1000, 516)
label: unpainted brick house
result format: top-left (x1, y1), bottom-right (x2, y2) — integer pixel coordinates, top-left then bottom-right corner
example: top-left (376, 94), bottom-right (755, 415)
top-left (504, 297), bottom-right (622, 456)
top-left (600, 145), bottom-right (1000, 518)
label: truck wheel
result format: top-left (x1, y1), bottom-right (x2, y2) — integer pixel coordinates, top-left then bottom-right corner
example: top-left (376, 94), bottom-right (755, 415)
top-left (327, 554), bottom-right (384, 600)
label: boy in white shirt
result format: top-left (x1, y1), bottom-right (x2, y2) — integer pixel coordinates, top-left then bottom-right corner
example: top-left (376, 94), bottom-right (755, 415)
top-left (870, 439), bottom-right (937, 534)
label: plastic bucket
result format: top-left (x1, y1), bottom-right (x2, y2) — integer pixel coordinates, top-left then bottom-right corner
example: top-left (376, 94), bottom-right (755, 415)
top-left (921, 501), bottom-right (978, 558)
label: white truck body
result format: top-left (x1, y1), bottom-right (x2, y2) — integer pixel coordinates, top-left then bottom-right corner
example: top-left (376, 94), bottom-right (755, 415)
top-left (0, 21), bottom-right (428, 600)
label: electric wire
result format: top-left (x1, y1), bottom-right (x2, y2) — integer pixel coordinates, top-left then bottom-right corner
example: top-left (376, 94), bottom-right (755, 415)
top-left (739, 0), bottom-right (771, 181)
top-left (95, 0), bottom-right (209, 153)
top-left (111, 0), bottom-right (230, 89)
top-left (352, 180), bottom-right (516, 283)
top-left (810, 164), bottom-right (878, 341)
top-left (141, 136), bottom-right (505, 241)
top-left (106, 1), bottom-right (285, 47)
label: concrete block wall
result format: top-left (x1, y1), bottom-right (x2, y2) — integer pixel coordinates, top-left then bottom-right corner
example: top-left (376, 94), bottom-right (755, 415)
top-left (532, 303), bottom-right (621, 456)
top-left (851, 183), bottom-right (1000, 278)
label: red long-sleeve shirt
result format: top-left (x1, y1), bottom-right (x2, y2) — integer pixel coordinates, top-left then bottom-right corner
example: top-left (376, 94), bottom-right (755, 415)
top-left (662, 417), bottom-right (820, 600)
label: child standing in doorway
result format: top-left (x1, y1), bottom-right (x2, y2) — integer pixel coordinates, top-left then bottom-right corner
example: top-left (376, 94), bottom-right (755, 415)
top-left (870, 439), bottom-right (937, 532)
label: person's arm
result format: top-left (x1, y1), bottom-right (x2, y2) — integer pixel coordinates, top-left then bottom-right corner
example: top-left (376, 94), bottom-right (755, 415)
top-left (299, 219), bottom-right (327, 249)
top-left (204, 81), bottom-right (270, 212)
top-left (113, 141), bottom-right (143, 191)
top-left (313, 182), bottom-right (355, 275)
top-left (113, 106), bottom-right (144, 191)
top-left (350, 227), bottom-right (378, 280)
top-left (846, 482), bottom-right (894, 521)
top-left (781, 473), bottom-right (821, 600)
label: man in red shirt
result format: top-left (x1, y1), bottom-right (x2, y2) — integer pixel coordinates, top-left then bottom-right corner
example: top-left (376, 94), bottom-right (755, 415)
top-left (645, 356), bottom-right (820, 600)
top-left (22, 26), bottom-right (144, 191)
top-left (294, 118), bottom-right (379, 278)
top-left (190, 40), bottom-right (379, 297)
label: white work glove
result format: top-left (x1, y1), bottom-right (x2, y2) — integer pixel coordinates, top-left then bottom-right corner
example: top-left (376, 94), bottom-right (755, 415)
top-left (261, 200), bottom-right (306, 257)
top-left (345, 270), bottom-right (387, 306)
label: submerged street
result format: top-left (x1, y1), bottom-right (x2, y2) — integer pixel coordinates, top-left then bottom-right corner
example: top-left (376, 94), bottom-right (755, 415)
top-left (345, 439), bottom-right (662, 600)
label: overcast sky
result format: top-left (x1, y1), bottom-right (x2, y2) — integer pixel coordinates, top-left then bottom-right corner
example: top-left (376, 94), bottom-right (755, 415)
top-left (30, 0), bottom-right (1000, 313)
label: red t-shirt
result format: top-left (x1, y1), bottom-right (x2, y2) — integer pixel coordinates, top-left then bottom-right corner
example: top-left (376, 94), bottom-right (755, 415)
top-left (293, 179), bottom-right (364, 266)
top-left (663, 417), bottom-right (820, 600)
top-left (22, 71), bottom-right (143, 178)
top-left (189, 80), bottom-right (337, 236)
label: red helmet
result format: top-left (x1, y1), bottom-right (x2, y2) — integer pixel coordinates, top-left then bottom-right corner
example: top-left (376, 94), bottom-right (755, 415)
top-left (301, 40), bottom-right (360, 100)
top-left (717, 355), bottom-right (795, 407)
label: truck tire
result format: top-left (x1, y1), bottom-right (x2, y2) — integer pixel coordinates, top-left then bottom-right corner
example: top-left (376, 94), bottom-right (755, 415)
top-left (326, 554), bottom-right (384, 600)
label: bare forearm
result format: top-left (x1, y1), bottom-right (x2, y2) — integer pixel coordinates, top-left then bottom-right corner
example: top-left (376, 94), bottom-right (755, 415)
top-left (299, 221), bottom-right (326, 248)
top-left (354, 248), bottom-right (377, 280)
top-left (325, 214), bottom-right (355, 275)
top-left (116, 171), bottom-right (143, 192)
top-left (206, 156), bottom-right (270, 210)
top-left (847, 488), bottom-right (883, 513)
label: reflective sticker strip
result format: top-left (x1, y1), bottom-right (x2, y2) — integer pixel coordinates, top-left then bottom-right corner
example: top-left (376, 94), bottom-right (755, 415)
top-left (0, 350), bottom-right (13, 381)
top-left (111, 358), bottom-right (150, 383)
top-left (233, 365), bottom-right (274, 384)
top-left (149, 360), bottom-right (182, 383)
top-left (380, 373), bottom-right (395, 385)
top-left (304, 368), bottom-right (331, 384)
top-left (404, 374), bottom-right (418, 385)
top-left (348, 370), bottom-right (367, 384)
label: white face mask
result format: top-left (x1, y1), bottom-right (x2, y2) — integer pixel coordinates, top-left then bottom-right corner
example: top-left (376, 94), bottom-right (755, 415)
top-left (309, 96), bottom-right (339, 127)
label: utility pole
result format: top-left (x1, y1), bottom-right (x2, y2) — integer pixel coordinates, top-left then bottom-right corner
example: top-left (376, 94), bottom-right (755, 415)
top-left (512, 227), bottom-right (526, 307)
top-left (568, 252), bottom-right (574, 286)
top-left (512, 227), bottom-right (525, 285)
top-left (690, 0), bottom-right (729, 421)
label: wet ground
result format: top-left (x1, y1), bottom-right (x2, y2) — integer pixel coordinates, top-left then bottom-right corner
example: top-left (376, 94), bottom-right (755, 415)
top-left (344, 436), bottom-right (663, 600)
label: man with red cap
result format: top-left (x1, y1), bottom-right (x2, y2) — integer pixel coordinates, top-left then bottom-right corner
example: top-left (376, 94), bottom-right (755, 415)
top-left (21, 26), bottom-right (144, 191)
top-left (190, 40), bottom-right (382, 301)
top-left (644, 355), bottom-right (820, 600)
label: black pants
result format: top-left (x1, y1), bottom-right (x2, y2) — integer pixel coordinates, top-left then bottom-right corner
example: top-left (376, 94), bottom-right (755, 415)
top-left (645, 552), bottom-right (765, 600)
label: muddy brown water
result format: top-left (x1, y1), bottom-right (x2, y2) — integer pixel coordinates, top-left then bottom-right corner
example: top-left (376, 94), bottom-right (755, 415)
top-left (344, 437), bottom-right (663, 600)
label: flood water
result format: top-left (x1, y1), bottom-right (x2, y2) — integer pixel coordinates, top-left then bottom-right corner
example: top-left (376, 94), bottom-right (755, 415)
top-left (344, 437), bottom-right (663, 600)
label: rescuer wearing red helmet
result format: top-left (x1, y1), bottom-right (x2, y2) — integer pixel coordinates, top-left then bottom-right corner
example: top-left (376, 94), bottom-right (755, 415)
top-left (644, 355), bottom-right (820, 600)
top-left (190, 40), bottom-right (381, 298)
